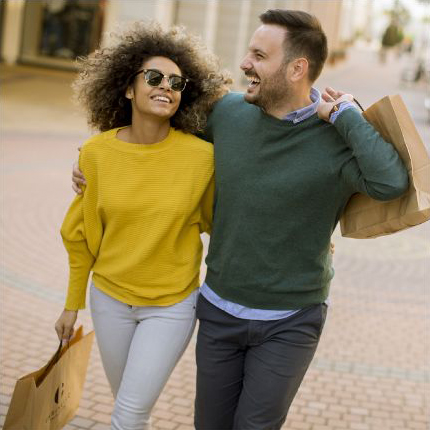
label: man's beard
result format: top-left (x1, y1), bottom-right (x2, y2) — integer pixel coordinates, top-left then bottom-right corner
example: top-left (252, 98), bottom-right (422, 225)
top-left (245, 65), bottom-right (291, 113)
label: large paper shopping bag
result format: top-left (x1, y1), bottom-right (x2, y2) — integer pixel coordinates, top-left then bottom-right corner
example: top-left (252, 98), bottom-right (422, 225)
top-left (4, 326), bottom-right (94, 430)
top-left (340, 94), bottom-right (430, 238)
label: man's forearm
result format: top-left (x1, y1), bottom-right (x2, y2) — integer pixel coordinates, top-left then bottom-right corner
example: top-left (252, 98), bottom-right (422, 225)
top-left (334, 108), bottom-right (409, 200)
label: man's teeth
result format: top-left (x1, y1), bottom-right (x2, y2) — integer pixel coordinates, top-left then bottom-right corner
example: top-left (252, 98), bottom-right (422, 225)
top-left (152, 96), bottom-right (170, 103)
top-left (246, 76), bottom-right (260, 86)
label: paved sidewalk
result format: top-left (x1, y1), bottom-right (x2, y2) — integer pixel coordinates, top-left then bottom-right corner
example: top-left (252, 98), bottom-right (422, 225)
top-left (1, 47), bottom-right (429, 430)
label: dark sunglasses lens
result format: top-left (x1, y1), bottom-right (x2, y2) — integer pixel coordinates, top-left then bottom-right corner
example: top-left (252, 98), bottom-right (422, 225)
top-left (145, 70), bottom-right (163, 87)
top-left (144, 70), bottom-right (187, 91)
top-left (170, 76), bottom-right (186, 91)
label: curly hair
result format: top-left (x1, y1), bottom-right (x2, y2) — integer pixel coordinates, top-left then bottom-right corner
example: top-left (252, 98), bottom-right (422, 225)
top-left (73, 22), bottom-right (231, 134)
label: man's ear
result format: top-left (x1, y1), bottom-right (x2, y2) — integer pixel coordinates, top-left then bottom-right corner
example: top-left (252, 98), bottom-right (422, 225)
top-left (289, 57), bottom-right (309, 82)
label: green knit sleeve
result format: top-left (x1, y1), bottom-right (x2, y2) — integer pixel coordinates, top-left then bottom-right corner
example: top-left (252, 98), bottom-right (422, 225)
top-left (334, 108), bottom-right (409, 201)
top-left (199, 174), bottom-right (215, 234)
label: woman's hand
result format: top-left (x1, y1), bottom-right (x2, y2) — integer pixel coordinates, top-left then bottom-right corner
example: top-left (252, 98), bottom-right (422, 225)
top-left (72, 161), bottom-right (86, 194)
top-left (330, 242), bottom-right (335, 255)
top-left (55, 309), bottom-right (78, 344)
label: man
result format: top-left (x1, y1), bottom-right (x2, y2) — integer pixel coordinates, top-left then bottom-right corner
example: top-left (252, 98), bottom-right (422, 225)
top-left (72, 9), bottom-right (408, 429)
top-left (193, 9), bottom-right (408, 430)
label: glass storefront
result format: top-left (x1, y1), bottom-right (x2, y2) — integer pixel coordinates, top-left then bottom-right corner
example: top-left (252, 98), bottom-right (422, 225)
top-left (21, 0), bottom-right (104, 69)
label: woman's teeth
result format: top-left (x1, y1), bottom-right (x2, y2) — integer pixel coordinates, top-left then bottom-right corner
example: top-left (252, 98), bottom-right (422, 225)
top-left (152, 96), bottom-right (171, 103)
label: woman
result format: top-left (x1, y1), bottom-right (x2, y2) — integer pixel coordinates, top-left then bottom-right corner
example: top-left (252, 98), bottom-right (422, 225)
top-left (55, 22), bottom-right (229, 429)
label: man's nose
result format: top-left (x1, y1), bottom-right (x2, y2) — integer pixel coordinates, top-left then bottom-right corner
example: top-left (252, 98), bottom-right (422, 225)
top-left (240, 56), bottom-right (251, 71)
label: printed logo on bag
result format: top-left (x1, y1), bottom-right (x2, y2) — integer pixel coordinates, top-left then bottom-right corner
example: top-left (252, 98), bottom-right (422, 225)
top-left (54, 382), bottom-right (64, 404)
top-left (46, 382), bottom-right (71, 423)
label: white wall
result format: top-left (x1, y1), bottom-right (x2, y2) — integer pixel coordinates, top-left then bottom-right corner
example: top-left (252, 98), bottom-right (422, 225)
top-left (1, 0), bottom-right (25, 65)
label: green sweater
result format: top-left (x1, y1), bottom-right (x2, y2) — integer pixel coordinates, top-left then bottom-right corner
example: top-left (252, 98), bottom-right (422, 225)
top-left (204, 92), bottom-right (409, 310)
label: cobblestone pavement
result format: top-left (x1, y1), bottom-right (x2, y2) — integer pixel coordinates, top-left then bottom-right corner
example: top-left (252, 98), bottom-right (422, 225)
top-left (1, 47), bottom-right (429, 430)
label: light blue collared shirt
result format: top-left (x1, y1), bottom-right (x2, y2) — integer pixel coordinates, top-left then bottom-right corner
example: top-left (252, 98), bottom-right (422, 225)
top-left (283, 87), bottom-right (321, 122)
top-left (201, 88), bottom-right (354, 320)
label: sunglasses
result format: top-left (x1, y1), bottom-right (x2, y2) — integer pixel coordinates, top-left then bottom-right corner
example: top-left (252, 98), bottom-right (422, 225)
top-left (132, 68), bottom-right (189, 92)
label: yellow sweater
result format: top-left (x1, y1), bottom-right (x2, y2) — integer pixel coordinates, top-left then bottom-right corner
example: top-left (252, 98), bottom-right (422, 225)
top-left (61, 127), bottom-right (214, 310)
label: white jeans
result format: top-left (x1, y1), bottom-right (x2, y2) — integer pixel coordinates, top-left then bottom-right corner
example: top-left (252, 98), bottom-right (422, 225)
top-left (89, 284), bottom-right (198, 430)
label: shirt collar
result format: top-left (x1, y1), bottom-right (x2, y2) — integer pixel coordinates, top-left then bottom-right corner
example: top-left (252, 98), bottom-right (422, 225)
top-left (283, 88), bottom-right (321, 123)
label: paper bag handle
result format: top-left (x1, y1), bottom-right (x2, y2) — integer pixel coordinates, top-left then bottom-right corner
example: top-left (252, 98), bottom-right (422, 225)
top-left (353, 98), bottom-right (364, 112)
top-left (35, 340), bottom-right (68, 387)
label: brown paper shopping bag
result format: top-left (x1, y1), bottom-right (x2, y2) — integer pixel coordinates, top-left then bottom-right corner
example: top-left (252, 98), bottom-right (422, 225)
top-left (340, 94), bottom-right (430, 238)
top-left (4, 326), bottom-right (94, 430)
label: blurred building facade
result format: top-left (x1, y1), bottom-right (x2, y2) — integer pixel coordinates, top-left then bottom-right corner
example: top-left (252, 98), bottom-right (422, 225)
top-left (0, 0), bottom-right (372, 84)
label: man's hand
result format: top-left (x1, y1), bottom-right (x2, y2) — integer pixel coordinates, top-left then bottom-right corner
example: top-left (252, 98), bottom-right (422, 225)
top-left (55, 309), bottom-right (78, 345)
top-left (72, 162), bottom-right (86, 194)
top-left (317, 87), bottom-right (354, 122)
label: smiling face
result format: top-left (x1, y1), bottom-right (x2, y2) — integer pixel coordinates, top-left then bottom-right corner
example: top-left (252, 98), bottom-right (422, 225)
top-left (126, 56), bottom-right (182, 122)
top-left (240, 24), bottom-right (293, 111)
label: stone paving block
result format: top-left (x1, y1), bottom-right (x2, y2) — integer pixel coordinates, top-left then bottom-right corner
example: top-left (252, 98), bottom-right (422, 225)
top-left (91, 412), bottom-right (111, 425)
top-left (329, 418), bottom-right (353, 428)
top-left (403, 405), bottom-right (427, 414)
top-left (153, 400), bottom-right (171, 411)
top-left (169, 405), bottom-right (192, 416)
top-left (92, 394), bottom-right (114, 405)
top-left (0, 394), bottom-right (10, 405)
top-left (353, 394), bottom-right (369, 402)
top-left (155, 419), bottom-right (178, 429)
top-left (350, 423), bottom-right (371, 430)
top-left (171, 397), bottom-right (192, 408)
top-left (343, 413), bottom-right (365, 423)
top-left (91, 403), bottom-right (113, 414)
top-left (341, 398), bottom-right (359, 407)
top-left (350, 407), bottom-right (369, 416)
top-left (289, 421), bottom-right (312, 429)
top-left (307, 415), bottom-right (327, 425)
top-left (69, 416), bottom-right (97, 429)
top-left (89, 384), bottom-right (112, 395)
top-left (63, 424), bottom-right (79, 430)
top-left (79, 398), bottom-right (96, 409)
top-left (307, 401), bottom-right (326, 410)
top-left (412, 414), bottom-right (429, 423)
top-left (321, 409), bottom-right (341, 420)
top-left (91, 423), bottom-right (111, 430)
top-left (391, 411), bottom-right (411, 421)
top-left (370, 409), bottom-right (390, 418)
top-left (363, 416), bottom-right (386, 427)
top-left (175, 425), bottom-right (194, 430)
top-left (172, 414), bottom-right (194, 425)
top-left (164, 387), bottom-right (187, 397)
top-left (157, 393), bottom-right (173, 402)
top-left (300, 406), bottom-right (321, 416)
top-left (76, 406), bottom-right (96, 419)
top-left (385, 419), bottom-right (407, 428)
top-left (409, 422), bottom-right (428, 430)
top-left (152, 408), bottom-right (174, 421)
top-left (0, 376), bottom-right (17, 388)
top-left (0, 384), bottom-right (14, 396)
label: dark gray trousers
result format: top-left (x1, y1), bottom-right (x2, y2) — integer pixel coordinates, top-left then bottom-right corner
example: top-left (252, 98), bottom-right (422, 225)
top-left (194, 294), bottom-right (327, 430)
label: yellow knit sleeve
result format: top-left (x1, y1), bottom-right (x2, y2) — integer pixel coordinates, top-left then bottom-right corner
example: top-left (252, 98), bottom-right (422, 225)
top-left (199, 174), bottom-right (215, 234)
top-left (61, 132), bottom-right (95, 311)
top-left (61, 190), bottom-right (95, 310)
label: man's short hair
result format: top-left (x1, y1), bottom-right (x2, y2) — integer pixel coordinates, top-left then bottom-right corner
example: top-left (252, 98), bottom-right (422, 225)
top-left (259, 9), bottom-right (328, 82)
